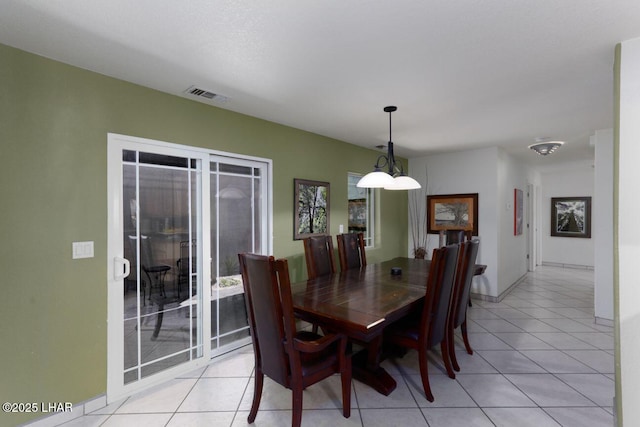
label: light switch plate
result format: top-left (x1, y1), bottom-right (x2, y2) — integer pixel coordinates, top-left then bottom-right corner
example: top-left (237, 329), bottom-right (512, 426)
top-left (73, 241), bottom-right (94, 259)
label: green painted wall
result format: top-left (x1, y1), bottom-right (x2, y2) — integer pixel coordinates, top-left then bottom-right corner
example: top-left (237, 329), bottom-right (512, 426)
top-left (0, 43), bottom-right (408, 424)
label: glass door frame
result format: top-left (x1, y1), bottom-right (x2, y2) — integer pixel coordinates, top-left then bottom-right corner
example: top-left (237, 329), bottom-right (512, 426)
top-left (107, 132), bottom-right (272, 403)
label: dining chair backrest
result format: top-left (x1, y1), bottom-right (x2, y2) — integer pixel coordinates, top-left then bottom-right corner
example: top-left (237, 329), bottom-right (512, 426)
top-left (446, 239), bottom-right (480, 372)
top-left (303, 235), bottom-right (336, 279)
top-left (383, 243), bottom-right (460, 402)
top-left (336, 232), bottom-right (367, 271)
top-left (445, 229), bottom-right (472, 245)
top-left (239, 253), bottom-right (292, 385)
top-left (422, 243), bottom-right (460, 347)
top-left (451, 239), bottom-right (480, 329)
top-left (238, 252), bottom-right (352, 427)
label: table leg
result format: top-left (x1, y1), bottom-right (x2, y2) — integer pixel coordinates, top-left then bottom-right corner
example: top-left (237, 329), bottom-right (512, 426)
top-left (352, 335), bottom-right (397, 395)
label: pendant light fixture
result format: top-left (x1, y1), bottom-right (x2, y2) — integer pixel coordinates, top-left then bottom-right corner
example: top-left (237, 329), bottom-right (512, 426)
top-left (357, 106), bottom-right (421, 190)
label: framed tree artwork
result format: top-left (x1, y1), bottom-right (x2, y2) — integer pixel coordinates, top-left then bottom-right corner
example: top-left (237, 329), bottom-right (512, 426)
top-left (550, 196), bottom-right (591, 238)
top-left (294, 178), bottom-right (330, 240)
top-left (427, 193), bottom-right (479, 236)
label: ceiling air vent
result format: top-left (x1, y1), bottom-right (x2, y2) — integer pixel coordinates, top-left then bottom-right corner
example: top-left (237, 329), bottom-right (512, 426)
top-left (184, 86), bottom-right (230, 103)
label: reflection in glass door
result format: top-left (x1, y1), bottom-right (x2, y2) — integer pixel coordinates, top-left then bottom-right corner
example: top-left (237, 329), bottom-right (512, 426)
top-left (210, 159), bottom-right (267, 354)
top-left (108, 135), bottom-right (209, 401)
top-left (122, 151), bottom-right (203, 383)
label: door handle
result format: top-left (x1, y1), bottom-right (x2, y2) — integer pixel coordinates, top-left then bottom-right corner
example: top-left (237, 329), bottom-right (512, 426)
top-left (114, 256), bottom-right (131, 281)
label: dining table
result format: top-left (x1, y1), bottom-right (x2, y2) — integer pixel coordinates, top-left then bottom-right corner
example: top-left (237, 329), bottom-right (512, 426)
top-left (290, 256), bottom-right (487, 396)
top-left (290, 257), bottom-right (431, 395)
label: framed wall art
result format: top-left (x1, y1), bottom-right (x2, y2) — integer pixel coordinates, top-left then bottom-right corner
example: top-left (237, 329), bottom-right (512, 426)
top-left (294, 178), bottom-right (330, 240)
top-left (514, 188), bottom-right (523, 236)
top-left (427, 193), bottom-right (478, 236)
top-left (550, 196), bottom-right (591, 238)
top-left (347, 199), bottom-right (366, 233)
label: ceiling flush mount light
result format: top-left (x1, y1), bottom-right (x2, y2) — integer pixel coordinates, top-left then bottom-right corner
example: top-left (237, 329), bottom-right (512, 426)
top-left (528, 138), bottom-right (564, 156)
top-left (357, 106), bottom-right (421, 190)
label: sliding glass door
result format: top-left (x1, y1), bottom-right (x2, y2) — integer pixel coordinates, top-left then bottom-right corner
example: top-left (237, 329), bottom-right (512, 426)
top-left (108, 134), bottom-right (271, 401)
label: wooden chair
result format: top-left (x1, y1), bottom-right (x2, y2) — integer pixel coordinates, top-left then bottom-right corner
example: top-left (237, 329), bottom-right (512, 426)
top-left (448, 239), bottom-right (480, 371)
top-left (336, 232), bottom-right (367, 271)
top-left (303, 235), bottom-right (336, 279)
top-left (383, 243), bottom-right (460, 402)
top-left (238, 253), bottom-right (351, 427)
top-left (445, 229), bottom-right (472, 245)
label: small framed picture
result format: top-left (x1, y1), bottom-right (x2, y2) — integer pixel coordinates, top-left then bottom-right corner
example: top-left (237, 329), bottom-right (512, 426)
top-left (294, 178), bottom-right (330, 240)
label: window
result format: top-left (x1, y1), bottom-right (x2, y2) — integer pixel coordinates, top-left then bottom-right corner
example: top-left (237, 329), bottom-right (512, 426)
top-left (347, 173), bottom-right (374, 247)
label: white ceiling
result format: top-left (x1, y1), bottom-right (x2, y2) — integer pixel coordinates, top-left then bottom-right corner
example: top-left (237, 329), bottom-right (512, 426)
top-left (2, 0), bottom-right (640, 166)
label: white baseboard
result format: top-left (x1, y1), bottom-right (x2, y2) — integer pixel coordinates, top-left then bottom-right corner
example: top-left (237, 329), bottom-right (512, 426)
top-left (21, 395), bottom-right (107, 427)
top-left (595, 316), bottom-right (614, 327)
top-left (471, 273), bottom-right (526, 303)
top-left (541, 261), bottom-right (594, 270)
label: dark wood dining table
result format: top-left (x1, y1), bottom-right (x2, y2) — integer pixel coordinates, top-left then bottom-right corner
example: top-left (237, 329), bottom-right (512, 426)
top-left (290, 257), bottom-right (431, 395)
top-left (290, 256), bottom-right (487, 395)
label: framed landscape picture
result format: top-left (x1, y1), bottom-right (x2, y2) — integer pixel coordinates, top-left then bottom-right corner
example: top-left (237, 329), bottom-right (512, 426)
top-left (550, 196), bottom-right (591, 238)
top-left (427, 193), bottom-right (478, 236)
top-left (294, 178), bottom-right (330, 240)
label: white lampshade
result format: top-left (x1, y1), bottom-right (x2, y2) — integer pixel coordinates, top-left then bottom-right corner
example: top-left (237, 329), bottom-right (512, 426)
top-left (384, 175), bottom-right (422, 190)
top-left (356, 170), bottom-right (395, 188)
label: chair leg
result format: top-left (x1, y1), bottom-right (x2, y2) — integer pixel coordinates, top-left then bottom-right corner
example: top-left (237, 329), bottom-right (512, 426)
top-left (440, 340), bottom-right (456, 379)
top-left (418, 351), bottom-right (434, 402)
top-left (341, 357), bottom-right (352, 418)
top-left (248, 370), bottom-right (264, 423)
top-left (461, 318), bottom-right (473, 355)
top-left (151, 299), bottom-right (165, 341)
top-left (291, 383), bottom-right (303, 427)
top-left (448, 326), bottom-right (461, 372)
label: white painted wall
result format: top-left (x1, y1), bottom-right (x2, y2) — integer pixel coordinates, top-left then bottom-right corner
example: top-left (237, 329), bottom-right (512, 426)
top-left (617, 37), bottom-right (640, 427)
top-left (409, 146), bottom-right (530, 299)
top-left (529, 173), bottom-right (543, 270)
top-left (497, 149), bottom-right (530, 294)
top-left (539, 163), bottom-right (595, 267)
top-left (592, 129), bottom-right (614, 322)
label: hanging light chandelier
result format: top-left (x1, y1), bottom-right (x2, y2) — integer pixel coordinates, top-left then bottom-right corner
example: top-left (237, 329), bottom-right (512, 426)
top-left (357, 106), bottom-right (421, 190)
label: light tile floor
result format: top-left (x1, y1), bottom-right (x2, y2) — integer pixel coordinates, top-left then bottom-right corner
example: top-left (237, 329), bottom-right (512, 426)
top-left (60, 266), bottom-right (614, 426)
